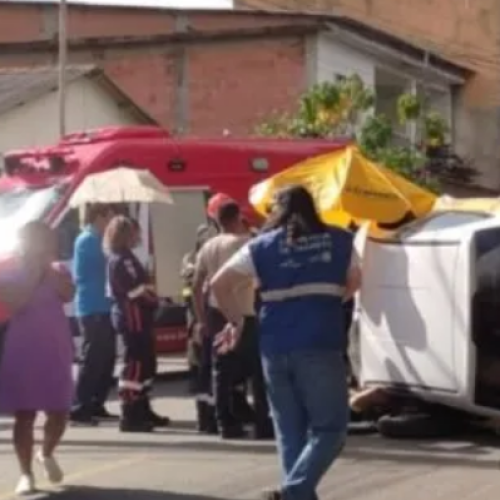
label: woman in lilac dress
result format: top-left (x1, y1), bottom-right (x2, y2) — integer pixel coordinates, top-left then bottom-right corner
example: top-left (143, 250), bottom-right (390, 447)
top-left (0, 221), bottom-right (75, 495)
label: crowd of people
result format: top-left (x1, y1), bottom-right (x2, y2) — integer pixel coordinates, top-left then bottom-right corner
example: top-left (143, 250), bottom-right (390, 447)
top-left (0, 185), bottom-right (362, 500)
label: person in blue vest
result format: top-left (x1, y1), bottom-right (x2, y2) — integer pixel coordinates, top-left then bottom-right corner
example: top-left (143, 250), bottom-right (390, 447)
top-left (211, 184), bottom-right (361, 500)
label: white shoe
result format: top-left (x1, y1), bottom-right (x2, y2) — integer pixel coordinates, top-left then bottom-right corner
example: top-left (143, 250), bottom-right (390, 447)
top-left (36, 451), bottom-right (63, 484)
top-left (15, 474), bottom-right (35, 496)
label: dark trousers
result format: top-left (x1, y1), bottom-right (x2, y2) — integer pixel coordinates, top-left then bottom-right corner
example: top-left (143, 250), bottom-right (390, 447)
top-left (343, 300), bottom-right (357, 387)
top-left (74, 314), bottom-right (117, 414)
top-left (197, 330), bottom-right (214, 403)
top-left (207, 307), bottom-right (244, 428)
top-left (119, 327), bottom-right (157, 404)
top-left (234, 316), bottom-right (270, 428)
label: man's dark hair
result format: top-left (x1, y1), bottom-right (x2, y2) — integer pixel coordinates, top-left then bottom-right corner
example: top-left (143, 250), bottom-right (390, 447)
top-left (84, 203), bottom-right (114, 225)
top-left (216, 201), bottom-right (241, 229)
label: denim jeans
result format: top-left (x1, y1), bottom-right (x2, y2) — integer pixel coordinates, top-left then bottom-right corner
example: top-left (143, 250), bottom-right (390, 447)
top-left (261, 350), bottom-right (348, 500)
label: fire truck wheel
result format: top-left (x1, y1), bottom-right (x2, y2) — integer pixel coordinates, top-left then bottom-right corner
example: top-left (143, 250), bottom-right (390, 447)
top-left (377, 412), bottom-right (464, 439)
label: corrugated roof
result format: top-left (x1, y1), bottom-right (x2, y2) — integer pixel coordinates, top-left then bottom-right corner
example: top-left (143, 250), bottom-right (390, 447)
top-left (0, 65), bottom-right (158, 124)
top-left (0, 65), bottom-right (95, 115)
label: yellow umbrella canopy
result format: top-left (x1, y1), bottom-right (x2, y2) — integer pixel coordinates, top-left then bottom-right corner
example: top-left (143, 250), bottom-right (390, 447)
top-left (249, 146), bottom-right (437, 230)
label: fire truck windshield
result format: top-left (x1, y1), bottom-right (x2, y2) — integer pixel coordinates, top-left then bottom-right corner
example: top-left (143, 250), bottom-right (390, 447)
top-left (0, 184), bottom-right (65, 254)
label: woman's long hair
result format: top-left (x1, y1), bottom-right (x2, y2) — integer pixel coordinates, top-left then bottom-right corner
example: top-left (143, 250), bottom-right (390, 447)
top-left (262, 185), bottom-right (327, 242)
top-left (102, 215), bottom-right (134, 255)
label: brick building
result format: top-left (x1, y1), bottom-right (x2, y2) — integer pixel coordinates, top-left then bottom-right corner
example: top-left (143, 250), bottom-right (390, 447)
top-left (0, 1), bottom-right (496, 190)
top-left (238, 0), bottom-right (500, 189)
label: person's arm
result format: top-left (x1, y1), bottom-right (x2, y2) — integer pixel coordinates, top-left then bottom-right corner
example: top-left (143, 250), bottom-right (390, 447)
top-left (344, 248), bottom-right (362, 301)
top-left (181, 252), bottom-right (195, 279)
top-left (192, 250), bottom-right (208, 326)
top-left (112, 257), bottom-right (150, 300)
top-left (49, 262), bottom-right (75, 303)
top-left (0, 261), bottom-right (44, 313)
top-left (210, 243), bottom-right (257, 326)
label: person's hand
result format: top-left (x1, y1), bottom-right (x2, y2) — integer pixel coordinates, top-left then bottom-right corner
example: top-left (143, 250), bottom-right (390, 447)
top-left (144, 284), bottom-right (157, 297)
top-left (214, 322), bottom-right (242, 355)
top-left (194, 321), bottom-right (208, 339)
top-left (48, 262), bottom-right (75, 303)
top-left (192, 325), bottom-right (203, 345)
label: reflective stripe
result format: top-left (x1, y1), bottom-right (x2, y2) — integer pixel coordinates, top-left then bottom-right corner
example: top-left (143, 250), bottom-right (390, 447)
top-left (118, 380), bottom-right (143, 391)
top-left (260, 283), bottom-right (345, 302)
top-left (143, 379), bottom-right (153, 387)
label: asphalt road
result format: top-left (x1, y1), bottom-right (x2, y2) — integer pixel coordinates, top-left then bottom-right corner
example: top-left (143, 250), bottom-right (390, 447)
top-left (1, 380), bottom-right (500, 500)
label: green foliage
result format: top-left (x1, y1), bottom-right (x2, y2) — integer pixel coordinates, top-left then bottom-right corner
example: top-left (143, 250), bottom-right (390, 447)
top-left (397, 93), bottom-right (421, 123)
top-left (256, 74), bottom-right (470, 192)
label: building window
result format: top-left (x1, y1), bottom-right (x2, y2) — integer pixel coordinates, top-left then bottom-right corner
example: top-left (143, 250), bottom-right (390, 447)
top-left (374, 66), bottom-right (453, 146)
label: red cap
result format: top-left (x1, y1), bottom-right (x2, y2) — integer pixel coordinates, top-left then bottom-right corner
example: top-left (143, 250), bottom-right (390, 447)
top-left (207, 193), bottom-right (235, 219)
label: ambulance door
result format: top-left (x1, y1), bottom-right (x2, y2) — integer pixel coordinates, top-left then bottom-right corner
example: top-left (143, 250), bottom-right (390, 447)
top-left (150, 187), bottom-right (209, 300)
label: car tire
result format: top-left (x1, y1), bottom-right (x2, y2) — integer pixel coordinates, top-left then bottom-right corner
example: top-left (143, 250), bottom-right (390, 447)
top-left (348, 421), bottom-right (379, 435)
top-left (377, 412), bottom-right (465, 439)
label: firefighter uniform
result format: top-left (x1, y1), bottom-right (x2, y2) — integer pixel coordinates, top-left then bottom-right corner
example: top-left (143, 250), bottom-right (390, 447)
top-left (194, 232), bottom-right (255, 438)
top-left (107, 249), bottom-right (169, 433)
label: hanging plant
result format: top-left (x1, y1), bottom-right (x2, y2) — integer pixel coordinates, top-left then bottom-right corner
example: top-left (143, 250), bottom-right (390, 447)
top-left (256, 72), bottom-right (476, 191)
top-left (397, 93), bottom-right (421, 124)
top-left (424, 111), bottom-right (448, 147)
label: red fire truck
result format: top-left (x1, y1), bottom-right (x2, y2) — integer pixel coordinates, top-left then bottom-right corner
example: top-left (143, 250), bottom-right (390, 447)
top-left (0, 126), bottom-right (349, 354)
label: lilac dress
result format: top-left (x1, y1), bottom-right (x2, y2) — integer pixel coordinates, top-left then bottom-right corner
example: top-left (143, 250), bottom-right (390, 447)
top-left (0, 264), bottom-right (74, 414)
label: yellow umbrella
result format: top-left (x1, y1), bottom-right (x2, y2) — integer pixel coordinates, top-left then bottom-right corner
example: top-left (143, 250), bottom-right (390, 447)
top-left (249, 146), bottom-right (437, 231)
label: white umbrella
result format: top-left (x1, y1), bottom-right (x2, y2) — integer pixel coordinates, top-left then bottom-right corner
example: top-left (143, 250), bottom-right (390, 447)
top-left (69, 167), bottom-right (173, 207)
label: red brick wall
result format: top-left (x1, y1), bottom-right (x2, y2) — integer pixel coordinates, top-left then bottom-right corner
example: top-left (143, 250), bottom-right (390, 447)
top-left (188, 37), bottom-right (305, 135)
top-left (238, 0), bottom-right (500, 107)
top-left (0, 4), bottom-right (308, 135)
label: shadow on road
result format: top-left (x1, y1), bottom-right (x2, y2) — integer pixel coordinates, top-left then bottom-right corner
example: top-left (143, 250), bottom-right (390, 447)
top-left (38, 486), bottom-right (229, 500)
top-left (52, 438), bottom-right (277, 456)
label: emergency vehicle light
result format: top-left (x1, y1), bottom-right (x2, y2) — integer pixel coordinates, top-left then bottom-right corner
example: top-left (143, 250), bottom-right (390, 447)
top-left (168, 159), bottom-right (186, 171)
top-left (3, 154), bottom-right (68, 176)
top-left (251, 157), bottom-right (269, 172)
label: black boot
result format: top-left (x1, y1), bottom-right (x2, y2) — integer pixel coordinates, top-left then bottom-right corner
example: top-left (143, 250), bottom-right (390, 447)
top-left (232, 391), bottom-right (255, 425)
top-left (143, 399), bottom-right (171, 428)
top-left (120, 401), bottom-right (154, 433)
top-left (251, 418), bottom-right (275, 441)
top-left (220, 423), bottom-right (246, 440)
top-left (196, 401), bottom-right (207, 433)
top-left (197, 402), bottom-right (218, 435)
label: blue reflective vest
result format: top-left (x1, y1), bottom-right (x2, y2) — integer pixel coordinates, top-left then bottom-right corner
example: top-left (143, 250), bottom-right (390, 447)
top-left (249, 227), bottom-right (353, 355)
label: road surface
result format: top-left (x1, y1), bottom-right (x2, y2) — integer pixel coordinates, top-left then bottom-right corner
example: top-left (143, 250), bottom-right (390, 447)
top-left (1, 380), bottom-right (500, 500)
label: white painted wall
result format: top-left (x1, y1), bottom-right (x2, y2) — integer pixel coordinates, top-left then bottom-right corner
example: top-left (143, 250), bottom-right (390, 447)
top-left (316, 33), bottom-right (375, 87)
top-left (0, 77), bottom-right (138, 154)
